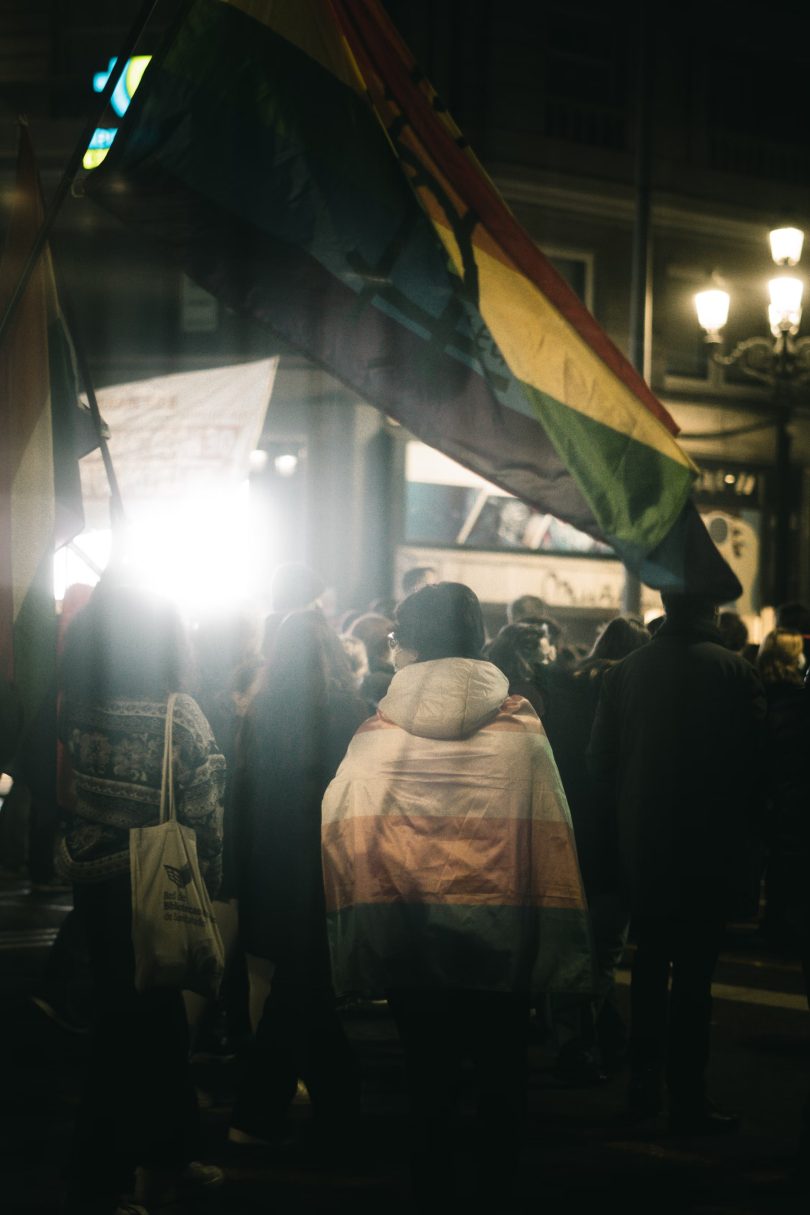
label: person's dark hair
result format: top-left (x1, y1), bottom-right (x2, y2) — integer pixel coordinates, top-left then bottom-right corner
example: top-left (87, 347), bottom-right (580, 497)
top-left (264, 609), bottom-right (358, 700)
top-left (338, 608), bottom-right (363, 634)
top-left (368, 596), bottom-right (398, 619)
top-left (244, 609), bottom-right (360, 767)
top-left (660, 592), bottom-right (719, 627)
top-left (589, 616), bottom-right (651, 662)
top-left (347, 612), bottom-right (393, 667)
top-left (717, 610), bottom-right (749, 653)
top-left (61, 584), bottom-right (189, 706)
top-left (506, 595), bottom-right (562, 645)
top-left (557, 644), bottom-right (586, 668)
top-left (339, 634), bottom-right (369, 684)
top-left (401, 566), bottom-right (437, 597)
top-left (507, 594), bottom-right (547, 625)
top-left (394, 582), bottom-right (485, 661)
top-left (757, 629), bottom-right (805, 686)
top-left (486, 623), bottom-right (548, 686)
top-left (775, 601), bottom-right (810, 635)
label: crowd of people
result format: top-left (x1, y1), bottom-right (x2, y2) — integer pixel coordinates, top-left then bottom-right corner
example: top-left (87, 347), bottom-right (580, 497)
top-left (1, 563), bottom-right (809, 1213)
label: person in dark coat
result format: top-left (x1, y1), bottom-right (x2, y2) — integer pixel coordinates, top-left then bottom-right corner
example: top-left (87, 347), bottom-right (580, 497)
top-left (186, 610), bottom-right (264, 1057)
top-left (229, 609), bottom-right (368, 1151)
top-left (756, 630), bottom-right (809, 951)
top-left (542, 616), bottom-right (650, 1081)
top-left (588, 592), bottom-right (767, 1134)
top-left (484, 621), bottom-right (555, 717)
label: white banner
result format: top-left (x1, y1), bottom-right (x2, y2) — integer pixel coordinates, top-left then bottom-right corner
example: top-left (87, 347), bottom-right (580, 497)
top-left (80, 359), bottom-right (277, 526)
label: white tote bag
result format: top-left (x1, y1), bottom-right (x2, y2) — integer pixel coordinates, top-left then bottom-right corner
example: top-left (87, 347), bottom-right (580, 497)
top-left (130, 692), bottom-right (225, 999)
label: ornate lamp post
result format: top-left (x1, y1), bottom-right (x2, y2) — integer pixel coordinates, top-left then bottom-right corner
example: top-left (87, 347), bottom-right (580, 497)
top-left (695, 227), bottom-right (810, 605)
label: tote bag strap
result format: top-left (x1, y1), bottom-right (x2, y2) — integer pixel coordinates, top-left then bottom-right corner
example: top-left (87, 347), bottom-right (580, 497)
top-left (159, 692), bottom-right (179, 824)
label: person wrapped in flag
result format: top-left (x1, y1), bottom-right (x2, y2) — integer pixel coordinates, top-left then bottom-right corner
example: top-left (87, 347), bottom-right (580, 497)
top-left (321, 580), bottom-right (593, 1206)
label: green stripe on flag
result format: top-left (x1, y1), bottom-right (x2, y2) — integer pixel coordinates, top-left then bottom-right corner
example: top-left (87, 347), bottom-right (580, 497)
top-left (523, 383), bottom-right (695, 552)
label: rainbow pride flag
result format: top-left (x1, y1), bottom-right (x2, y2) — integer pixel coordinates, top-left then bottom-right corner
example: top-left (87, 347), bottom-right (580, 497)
top-left (85, 0), bottom-right (739, 597)
top-left (0, 125), bottom-right (94, 758)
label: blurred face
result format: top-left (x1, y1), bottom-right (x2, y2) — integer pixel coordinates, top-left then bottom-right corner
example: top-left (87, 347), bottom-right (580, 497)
top-left (409, 570), bottom-right (438, 595)
top-left (523, 629), bottom-right (554, 666)
top-left (388, 630), bottom-right (417, 670)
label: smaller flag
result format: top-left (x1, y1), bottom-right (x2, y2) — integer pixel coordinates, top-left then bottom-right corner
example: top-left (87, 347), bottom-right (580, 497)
top-left (0, 121), bottom-right (97, 765)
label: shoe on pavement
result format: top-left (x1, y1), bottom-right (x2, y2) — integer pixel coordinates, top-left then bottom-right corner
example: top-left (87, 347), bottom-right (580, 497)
top-left (227, 1126), bottom-right (275, 1147)
top-left (134, 1161), bottom-right (224, 1206)
top-left (181, 1162), bottom-right (224, 1188)
top-left (668, 1100), bottom-right (740, 1135)
top-left (227, 1124), bottom-right (294, 1150)
top-left (30, 994), bottom-right (90, 1035)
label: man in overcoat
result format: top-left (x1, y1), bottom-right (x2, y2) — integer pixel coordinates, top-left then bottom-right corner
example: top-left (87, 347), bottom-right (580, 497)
top-left (588, 592), bottom-right (767, 1133)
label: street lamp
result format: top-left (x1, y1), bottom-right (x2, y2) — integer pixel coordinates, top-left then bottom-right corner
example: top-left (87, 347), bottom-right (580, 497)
top-left (694, 226), bottom-right (810, 605)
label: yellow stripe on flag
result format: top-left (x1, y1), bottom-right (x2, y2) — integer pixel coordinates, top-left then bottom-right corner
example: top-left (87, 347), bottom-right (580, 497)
top-left (432, 217), bottom-right (695, 472)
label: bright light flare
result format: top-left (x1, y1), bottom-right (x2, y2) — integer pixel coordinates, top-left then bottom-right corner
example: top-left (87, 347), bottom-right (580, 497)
top-left (769, 227), bottom-right (804, 267)
top-left (128, 482), bottom-right (258, 614)
top-left (694, 288), bottom-right (730, 338)
top-left (768, 275), bottom-right (803, 335)
top-left (56, 481), bottom-right (270, 618)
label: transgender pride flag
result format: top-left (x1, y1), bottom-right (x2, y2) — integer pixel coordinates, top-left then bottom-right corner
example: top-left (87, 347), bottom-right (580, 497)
top-left (0, 125), bottom-right (94, 752)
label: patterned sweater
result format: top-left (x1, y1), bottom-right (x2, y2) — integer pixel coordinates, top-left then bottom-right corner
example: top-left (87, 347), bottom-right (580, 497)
top-left (58, 693), bottom-right (226, 893)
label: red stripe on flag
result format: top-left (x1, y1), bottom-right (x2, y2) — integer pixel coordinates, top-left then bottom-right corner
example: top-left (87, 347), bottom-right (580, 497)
top-left (331, 0), bottom-right (678, 435)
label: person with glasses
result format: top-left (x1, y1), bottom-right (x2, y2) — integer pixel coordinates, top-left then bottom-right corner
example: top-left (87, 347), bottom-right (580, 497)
top-left (321, 581), bottom-right (592, 1210)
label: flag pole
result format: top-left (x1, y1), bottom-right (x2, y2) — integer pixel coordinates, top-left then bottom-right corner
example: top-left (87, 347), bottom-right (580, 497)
top-left (58, 286), bottom-right (126, 529)
top-left (0, 0), bottom-right (159, 356)
top-left (622, 0), bottom-right (652, 617)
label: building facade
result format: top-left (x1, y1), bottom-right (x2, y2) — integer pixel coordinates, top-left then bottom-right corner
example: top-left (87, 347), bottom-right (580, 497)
top-left (1, 0), bottom-right (809, 628)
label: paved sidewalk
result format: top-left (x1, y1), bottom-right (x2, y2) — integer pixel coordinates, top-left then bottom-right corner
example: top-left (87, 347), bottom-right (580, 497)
top-left (1, 873), bottom-right (808, 1214)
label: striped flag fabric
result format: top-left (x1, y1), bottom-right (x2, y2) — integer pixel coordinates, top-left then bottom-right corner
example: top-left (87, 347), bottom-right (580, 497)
top-left (322, 681), bottom-right (594, 996)
top-left (85, 0), bottom-right (740, 599)
top-left (0, 123), bottom-right (95, 753)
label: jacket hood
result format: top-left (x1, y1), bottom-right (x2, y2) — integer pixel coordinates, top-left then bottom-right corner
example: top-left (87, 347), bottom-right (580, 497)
top-left (378, 658), bottom-right (509, 739)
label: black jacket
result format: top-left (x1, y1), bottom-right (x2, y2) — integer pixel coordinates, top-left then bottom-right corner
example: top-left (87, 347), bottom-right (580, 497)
top-left (540, 661), bottom-right (617, 892)
top-left (234, 688), bottom-right (368, 976)
top-left (588, 619), bottom-right (767, 917)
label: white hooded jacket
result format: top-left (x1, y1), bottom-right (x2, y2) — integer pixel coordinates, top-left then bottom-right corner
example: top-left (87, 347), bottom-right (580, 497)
top-left (321, 658), bottom-right (593, 997)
